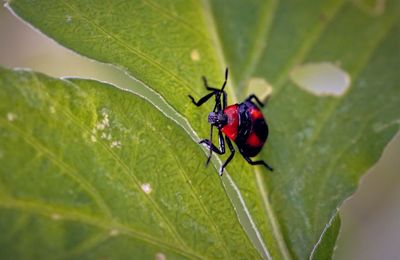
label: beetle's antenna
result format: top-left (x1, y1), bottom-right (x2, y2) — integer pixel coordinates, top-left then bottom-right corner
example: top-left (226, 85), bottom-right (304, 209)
top-left (220, 68), bottom-right (228, 92)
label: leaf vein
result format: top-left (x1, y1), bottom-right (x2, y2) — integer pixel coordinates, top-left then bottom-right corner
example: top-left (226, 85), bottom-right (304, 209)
top-left (272, 0), bottom-right (346, 97)
top-left (239, 0), bottom-right (279, 88)
top-left (61, 1), bottom-right (194, 93)
top-left (201, 0), bottom-right (237, 102)
top-left (0, 118), bottom-right (113, 219)
top-left (0, 198), bottom-right (201, 259)
top-left (59, 80), bottom-right (191, 250)
top-left (142, 0), bottom-right (211, 40)
top-left (158, 128), bottom-right (233, 259)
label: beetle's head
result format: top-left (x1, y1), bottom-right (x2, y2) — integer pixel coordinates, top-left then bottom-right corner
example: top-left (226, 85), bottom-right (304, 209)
top-left (208, 111), bottom-right (228, 128)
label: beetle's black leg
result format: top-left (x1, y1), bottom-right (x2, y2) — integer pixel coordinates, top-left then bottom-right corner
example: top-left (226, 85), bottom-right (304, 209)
top-left (219, 136), bottom-right (235, 176)
top-left (217, 68), bottom-right (228, 109)
top-left (246, 94), bottom-right (265, 108)
top-left (200, 130), bottom-right (225, 166)
top-left (190, 68), bottom-right (229, 107)
top-left (221, 90), bottom-right (227, 109)
top-left (220, 68), bottom-right (228, 92)
top-left (206, 98), bottom-right (223, 163)
top-left (206, 124), bottom-right (214, 165)
top-left (214, 92), bottom-right (223, 113)
top-left (199, 132), bottom-right (225, 155)
top-left (243, 156), bottom-right (274, 171)
top-left (202, 76), bottom-right (220, 91)
top-left (188, 91), bottom-right (217, 107)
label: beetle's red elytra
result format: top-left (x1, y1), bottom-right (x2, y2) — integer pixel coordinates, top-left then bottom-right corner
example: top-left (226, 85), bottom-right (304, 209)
top-left (188, 68), bottom-right (273, 175)
top-left (221, 105), bottom-right (239, 141)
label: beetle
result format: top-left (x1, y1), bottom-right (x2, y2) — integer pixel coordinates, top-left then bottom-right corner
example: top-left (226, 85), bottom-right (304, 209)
top-left (188, 68), bottom-right (273, 175)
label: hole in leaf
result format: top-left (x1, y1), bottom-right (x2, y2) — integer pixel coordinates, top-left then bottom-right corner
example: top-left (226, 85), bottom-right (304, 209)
top-left (352, 0), bottom-right (385, 16)
top-left (190, 49), bottom-right (200, 61)
top-left (51, 213), bottom-right (61, 220)
top-left (7, 112), bottom-right (17, 121)
top-left (155, 253), bottom-right (166, 260)
top-left (245, 77), bottom-right (273, 101)
top-left (109, 229), bottom-right (120, 236)
top-left (290, 62), bottom-right (350, 96)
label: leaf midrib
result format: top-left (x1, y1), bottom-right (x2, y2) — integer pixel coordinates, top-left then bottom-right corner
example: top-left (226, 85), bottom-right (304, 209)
top-left (244, 1), bottom-right (346, 259)
top-left (200, 1), bottom-right (291, 259)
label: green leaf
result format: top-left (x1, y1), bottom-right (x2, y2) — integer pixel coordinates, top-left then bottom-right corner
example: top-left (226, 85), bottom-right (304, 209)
top-left (310, 214), bottom-right (341, 259)
top-left (4, 0), bottom-right (400, 259)
top-left (0, 67), bottom-right (259, 259)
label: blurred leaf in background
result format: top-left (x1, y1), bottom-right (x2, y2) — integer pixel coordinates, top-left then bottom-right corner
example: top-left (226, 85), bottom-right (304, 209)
top-left (1, 0), bottom-right (399, 259)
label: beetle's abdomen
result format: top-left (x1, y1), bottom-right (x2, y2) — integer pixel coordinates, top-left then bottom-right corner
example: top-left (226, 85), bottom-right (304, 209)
top-left (243, 117), bottom-right (268, 156)
top-left (221, 104), bottom-right (239, 141)
top-left (236, 101), bottom-right (268, 157)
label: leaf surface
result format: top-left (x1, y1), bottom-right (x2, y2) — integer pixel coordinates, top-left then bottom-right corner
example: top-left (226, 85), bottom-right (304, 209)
top-left (0, 67), bottom-right (261, 259)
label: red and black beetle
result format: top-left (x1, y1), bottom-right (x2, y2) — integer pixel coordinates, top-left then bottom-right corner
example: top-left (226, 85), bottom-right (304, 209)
top-left (189, 68), bottom-right (273, 175)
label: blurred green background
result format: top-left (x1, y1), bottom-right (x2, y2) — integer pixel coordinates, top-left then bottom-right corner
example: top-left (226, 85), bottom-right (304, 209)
top-left (1, 6), bottom-right (399, 259)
